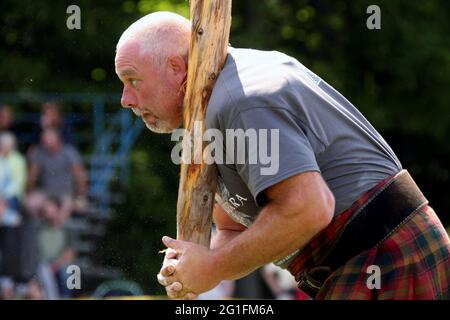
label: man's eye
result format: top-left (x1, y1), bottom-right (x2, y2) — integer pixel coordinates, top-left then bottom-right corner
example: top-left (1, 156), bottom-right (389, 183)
top-left (130, 79), bottom-right (138, 87)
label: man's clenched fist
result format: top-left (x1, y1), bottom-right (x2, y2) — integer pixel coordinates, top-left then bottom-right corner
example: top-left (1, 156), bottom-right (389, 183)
top-left (157, 247), bottom-right (197, 299)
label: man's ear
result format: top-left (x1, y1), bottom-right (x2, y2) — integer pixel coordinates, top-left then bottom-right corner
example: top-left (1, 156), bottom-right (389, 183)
top-left (166, 55), bottom-right (187, 87)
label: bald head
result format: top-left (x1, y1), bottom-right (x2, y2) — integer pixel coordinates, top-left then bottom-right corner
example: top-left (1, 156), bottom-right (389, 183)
top-left (117, 11), bottom-right (191, 67)
top-left (115, 12), bottom-right (190, 134)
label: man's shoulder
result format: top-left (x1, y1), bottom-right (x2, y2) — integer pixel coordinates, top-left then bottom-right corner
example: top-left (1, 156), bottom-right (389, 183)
top-left (221, 47), bottom-right (301, 98)
top-left (207, 47), bottom-right (304, 129)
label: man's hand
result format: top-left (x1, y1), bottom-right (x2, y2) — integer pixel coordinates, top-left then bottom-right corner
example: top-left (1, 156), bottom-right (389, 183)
top-left (158, 236), bottom-right (222, 299)
top-left (157, 247), bottom-right (196, 299)
top-left (205, 172), bottom-right (335, 281)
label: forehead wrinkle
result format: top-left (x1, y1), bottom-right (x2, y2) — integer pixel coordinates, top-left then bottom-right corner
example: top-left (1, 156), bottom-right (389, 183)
top-left (115, 41), bottom-right (141, 71)
top-left (118, 69), bottom-right (138, 77)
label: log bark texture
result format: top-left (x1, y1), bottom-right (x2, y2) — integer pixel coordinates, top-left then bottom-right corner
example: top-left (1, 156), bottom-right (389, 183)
top-left (176, 0), bottom-right (232, 246)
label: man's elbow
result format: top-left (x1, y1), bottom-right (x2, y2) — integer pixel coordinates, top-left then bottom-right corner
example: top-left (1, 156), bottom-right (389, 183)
top-left (282, 190), bottom-right (335, 236)
top-left (315, 190), bottom-right (335, 231)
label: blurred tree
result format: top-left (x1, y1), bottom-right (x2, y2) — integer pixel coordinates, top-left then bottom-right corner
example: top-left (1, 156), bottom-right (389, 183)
top-left (101, 133), bottom-right (179, 295)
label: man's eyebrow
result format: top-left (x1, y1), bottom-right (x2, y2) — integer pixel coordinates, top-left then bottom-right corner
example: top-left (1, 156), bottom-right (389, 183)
top-left (117, 69), bottom-right (138, 77)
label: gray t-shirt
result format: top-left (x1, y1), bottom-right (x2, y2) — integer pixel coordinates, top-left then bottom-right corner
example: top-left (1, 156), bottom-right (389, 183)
top-left (32, 145), bottom-right (82, 197)
top-left (206, 48), bottom-right (402, 265)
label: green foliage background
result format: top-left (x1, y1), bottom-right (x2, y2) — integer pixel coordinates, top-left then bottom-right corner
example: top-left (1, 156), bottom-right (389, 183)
top-left (1, 0), bottom-right (449, 294)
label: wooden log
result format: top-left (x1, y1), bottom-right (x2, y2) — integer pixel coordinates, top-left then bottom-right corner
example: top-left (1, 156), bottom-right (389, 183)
top-left (176, 0), bottom-right (232, 246)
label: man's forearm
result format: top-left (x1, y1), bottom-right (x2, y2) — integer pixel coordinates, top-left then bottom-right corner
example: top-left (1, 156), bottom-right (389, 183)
top-left (211, 201), bottom-right (331, 281)
top-left (210, 229), bottom-right (242, 250)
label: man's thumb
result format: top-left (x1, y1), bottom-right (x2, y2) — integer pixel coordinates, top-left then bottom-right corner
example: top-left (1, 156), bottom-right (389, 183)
top-left (162, 236), bottom-right (182, 250)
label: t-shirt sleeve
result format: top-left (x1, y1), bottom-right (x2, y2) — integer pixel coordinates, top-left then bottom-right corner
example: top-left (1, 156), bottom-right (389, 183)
top-left (227, 107), bottom-right (320, 207)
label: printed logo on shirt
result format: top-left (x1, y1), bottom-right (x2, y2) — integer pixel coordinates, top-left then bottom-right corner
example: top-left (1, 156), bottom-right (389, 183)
top-left (216, 179), bottom-right (253, 228)
top-left (228, 193), bottom-right (248, 209)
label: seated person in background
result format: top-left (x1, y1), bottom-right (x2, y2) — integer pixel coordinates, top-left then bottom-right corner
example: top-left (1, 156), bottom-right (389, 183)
top-left (0, 132), bottom-right (26, 226)
top-left (27, 128), bottom-right (87, 216)
top-left (31, 101), bottom-right (76, 146)
top-left (0, 132), bottom-right (27, 299)
top-left (35, 195), bottom-right (77, 299)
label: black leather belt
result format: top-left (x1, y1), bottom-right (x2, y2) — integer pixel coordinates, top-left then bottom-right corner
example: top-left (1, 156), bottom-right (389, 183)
top-left (297, 170), bottom-right (428, 298)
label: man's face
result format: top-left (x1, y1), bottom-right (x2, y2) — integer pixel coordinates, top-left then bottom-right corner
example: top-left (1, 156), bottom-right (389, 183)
top-left (0, 108), bottom-right (12, 129)
top-left (0, 136), bottom-right (14, 156)
top-left (115, 41), bottom-right (184, 133)
top-left (41, 131), bottom-right (61, 153)
top-left (42, 104), bottom-right (61, 127)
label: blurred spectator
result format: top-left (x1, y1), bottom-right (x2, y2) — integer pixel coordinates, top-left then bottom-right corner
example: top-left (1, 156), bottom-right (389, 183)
top-left (27, 128), bottom-right (88, 215)
top-left (260, 263), bottom-right (310, 300)
top-left (15, 279), bottom-right (44, 300)
top-left (0, 105), bottom-right (19, 136)
top-left (33, 194), bottom-right (77, 299)
top-left (0, 132), bottom-right (27, 299)
top-left (233, 269), bottom-right (274, 299)
top-left (197, 280), bottom-right (235, 300)
top-left (31, 101), bottom-right (76, 146)
top-left (0, 132), bottom-right (26, 226)
top-left (0, 276), bottom-right (15, 299)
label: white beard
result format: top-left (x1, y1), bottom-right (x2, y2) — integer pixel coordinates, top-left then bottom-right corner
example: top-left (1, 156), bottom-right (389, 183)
top-left (131, 108), bottom-right (142, 116)
top-left (143, 118), bottom-right (175, 134)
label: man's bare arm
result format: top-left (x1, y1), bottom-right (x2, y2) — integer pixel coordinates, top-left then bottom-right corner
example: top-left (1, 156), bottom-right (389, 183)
top-left (158, 171), bottom-right (334, 296)
top-left (211, 203), bottom-right (246, 250)
top-left (211, 171), bottom-right (335, 281)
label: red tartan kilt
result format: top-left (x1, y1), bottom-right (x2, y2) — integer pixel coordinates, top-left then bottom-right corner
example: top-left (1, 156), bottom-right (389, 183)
top-left (317, 205), bottom-right (450, 299)
top-left (288, 174), bottom-right (450, 300)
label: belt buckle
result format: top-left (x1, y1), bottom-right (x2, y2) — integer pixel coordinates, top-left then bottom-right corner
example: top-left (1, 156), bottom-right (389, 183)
top-left (297, 266), bottom-right (333, 299)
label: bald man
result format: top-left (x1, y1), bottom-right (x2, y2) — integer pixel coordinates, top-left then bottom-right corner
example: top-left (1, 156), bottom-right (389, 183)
top-left (115, 12), bottom-right (450, 300)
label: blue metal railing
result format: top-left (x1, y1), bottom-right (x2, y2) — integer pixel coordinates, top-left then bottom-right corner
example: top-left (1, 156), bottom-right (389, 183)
top-left (89, 108), bottom-right (144, 213)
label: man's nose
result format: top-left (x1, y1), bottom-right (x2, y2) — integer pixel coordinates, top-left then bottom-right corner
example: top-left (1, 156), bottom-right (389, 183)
top-left (121, 87), bottom-right (137, 109)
